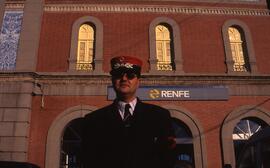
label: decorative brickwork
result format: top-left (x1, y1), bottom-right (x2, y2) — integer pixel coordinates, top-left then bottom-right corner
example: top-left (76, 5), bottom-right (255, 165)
top-left (44, 4), bottom-right (270, 16)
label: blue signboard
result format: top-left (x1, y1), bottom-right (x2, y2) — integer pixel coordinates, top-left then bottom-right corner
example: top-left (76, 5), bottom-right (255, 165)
top-left (107, 85), bottom-right (229, 101)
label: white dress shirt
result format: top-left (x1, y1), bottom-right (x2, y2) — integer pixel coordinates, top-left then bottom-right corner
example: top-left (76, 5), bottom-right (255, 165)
top-left (117, 98), bottom-right (137, 120)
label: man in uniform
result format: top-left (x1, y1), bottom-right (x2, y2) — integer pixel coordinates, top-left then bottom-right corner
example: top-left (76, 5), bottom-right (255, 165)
top-left (82, 56), bottom-right (176, 168)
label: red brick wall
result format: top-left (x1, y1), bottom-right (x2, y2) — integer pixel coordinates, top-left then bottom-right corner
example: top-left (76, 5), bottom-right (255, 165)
top-left (248, 16), bottom-right (270, 74)
top-left (37, 12), bottom-right (270, 74)
top-left (32, 2), bottom-right (270, 168)
top-left (28, 96), bottom-right (270, 168)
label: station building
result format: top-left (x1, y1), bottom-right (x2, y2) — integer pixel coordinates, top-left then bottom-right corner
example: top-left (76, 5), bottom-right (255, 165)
top-left (0, 0), bottom-right (270, 168)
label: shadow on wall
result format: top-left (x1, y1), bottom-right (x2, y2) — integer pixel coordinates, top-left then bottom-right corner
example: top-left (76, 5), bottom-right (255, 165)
top-left (0, 161), bottom-right (39, 168)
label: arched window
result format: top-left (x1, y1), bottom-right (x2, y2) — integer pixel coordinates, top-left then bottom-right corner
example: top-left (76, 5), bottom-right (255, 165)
top-left (221, 106), bottom-right (270, 168)
top-left (228, 27), bottom-right (250, 72)
top-left (69, 16), bottom-right (103, 74)
top-left (172, 118), bottom-right (194, 168)
top-left (237, 126), bottom-right (270, 168)
top-left (60, 118), bottom-right (83, 168)
top-left (232, 118), bottom-right (267, 164)
top-left (76, 24), bottom-right (95, 71)
top-left (155, 24), bottom-right (174, 71)
top-left (149, 17), bottom-right (183, 74)
top-left (222, 20), bottom-right (257, 74)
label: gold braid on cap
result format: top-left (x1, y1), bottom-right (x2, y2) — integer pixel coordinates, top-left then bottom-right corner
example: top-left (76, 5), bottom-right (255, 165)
top-left (113, 63), bottom-right (134, 69)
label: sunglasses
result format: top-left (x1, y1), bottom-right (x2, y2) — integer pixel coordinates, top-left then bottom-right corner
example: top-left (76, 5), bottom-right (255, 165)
top-left (112, 72), bottom-right (139, 80)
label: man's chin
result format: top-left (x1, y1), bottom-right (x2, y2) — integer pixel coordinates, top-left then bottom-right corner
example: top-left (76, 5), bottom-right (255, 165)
top-left (119, 85), bottom-right (130, 90)
top-left (115, 88), bottom-right (132, 95)
top-left (118, 89), bottom-right (130, 94)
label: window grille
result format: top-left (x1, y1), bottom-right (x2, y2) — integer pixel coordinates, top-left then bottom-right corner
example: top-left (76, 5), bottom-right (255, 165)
top-left (228, 27), bottom-right (250, 72)
top-left (155, 25), bottom-right (173, 71)
top-left (76, 24), bottom-right (94, 71)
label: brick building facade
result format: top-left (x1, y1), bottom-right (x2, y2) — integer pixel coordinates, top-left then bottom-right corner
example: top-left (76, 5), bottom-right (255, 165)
top-left (0, 0), bottom-right (270, 168)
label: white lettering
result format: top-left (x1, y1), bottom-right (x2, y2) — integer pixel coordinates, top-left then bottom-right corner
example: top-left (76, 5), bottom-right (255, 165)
top-left (161, 90), bottom-right (167, 97)
top-left (161, 90), bottom-right (190, 98)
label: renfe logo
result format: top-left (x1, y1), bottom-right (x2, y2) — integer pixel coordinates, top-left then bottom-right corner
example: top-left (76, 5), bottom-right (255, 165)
top-left (161, 90), bottom-right (190, 98)
top-left (107, 86), bottom-right (229, 101)
top-left (149, 89), bottom-right (190, 99)
top-left (149, 89), bottom-right (160, 99)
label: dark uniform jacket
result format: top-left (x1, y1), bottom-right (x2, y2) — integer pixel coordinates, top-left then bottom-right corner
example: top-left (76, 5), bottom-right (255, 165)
top-left (82, 99), bottom-right (175, 168)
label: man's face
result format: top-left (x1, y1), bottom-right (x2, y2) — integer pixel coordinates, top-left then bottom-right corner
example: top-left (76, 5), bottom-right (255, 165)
top-left (112, 71), bottom-right (140, 101)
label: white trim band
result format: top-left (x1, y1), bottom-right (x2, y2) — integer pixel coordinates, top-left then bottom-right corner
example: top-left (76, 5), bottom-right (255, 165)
top-left (44, 4), bottom-right (270, 16)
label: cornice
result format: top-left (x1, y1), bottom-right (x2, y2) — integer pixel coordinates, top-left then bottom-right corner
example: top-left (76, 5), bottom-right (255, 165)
top-left (5, 1), bottom-right (24, 10)
top-left (44, 4), bottom-right (270, 16)
top-left (1, 72), bottom-right (270, 96)
top-left (0, 72), bottom-right (270, 85)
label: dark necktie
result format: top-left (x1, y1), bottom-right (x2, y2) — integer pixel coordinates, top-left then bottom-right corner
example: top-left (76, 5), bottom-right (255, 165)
top-left (123, 104), bottom-right (131, 121)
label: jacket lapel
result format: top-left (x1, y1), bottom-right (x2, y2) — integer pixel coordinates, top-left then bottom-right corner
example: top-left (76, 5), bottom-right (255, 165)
top-left (108, 102), bottom-right (124, 125)
top-left (132, 99), bottom-right (145, 122)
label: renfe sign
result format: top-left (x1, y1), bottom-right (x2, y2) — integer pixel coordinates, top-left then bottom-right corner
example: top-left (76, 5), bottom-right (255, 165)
top-left (107, 86), bottom-right (229, 101)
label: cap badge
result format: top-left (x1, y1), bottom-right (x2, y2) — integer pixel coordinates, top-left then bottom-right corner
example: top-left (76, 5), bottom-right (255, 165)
top-left (114, 63), bottom-right (134, 69)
